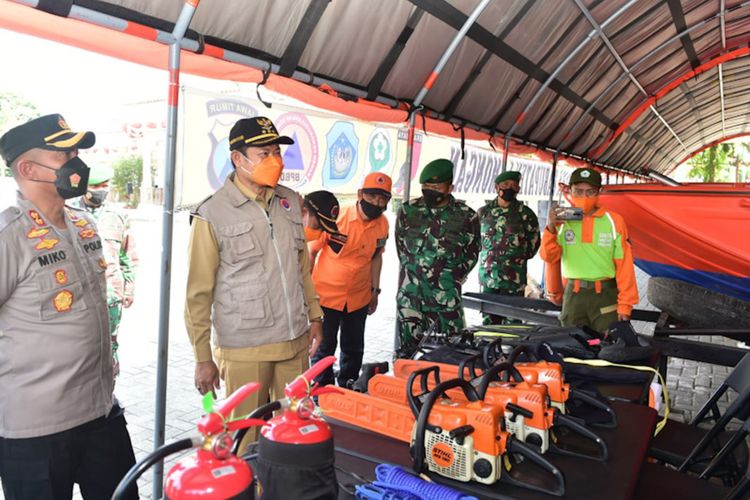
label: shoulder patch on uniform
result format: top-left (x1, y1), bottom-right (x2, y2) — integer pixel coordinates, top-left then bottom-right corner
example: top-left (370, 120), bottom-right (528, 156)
top-left (195, 193), bottom-right (215, 210)
top-left (0, 206), bottom-right (22, 233)
top-left (274, 184), bottom-right (297, 198)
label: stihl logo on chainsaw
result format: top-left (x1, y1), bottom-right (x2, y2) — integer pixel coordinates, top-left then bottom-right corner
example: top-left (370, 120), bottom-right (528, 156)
top-left (431, 443), bottom-right (455, 468)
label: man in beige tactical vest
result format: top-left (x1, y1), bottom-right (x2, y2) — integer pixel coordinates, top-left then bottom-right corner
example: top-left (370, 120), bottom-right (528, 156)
top-left (185, 116), bottom-right (324, 448)
top-left (0, 115), bottom-right (138, 500)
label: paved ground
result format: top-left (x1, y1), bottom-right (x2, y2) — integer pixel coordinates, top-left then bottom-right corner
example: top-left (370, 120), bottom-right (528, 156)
top-left (1, 205), bottom-right (744, 499)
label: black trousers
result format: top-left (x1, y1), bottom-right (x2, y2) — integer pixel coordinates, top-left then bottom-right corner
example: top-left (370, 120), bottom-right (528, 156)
top-left (0, 405), bottom-right (138, 500)
top-left (311, 305), bottom-right (369, 387)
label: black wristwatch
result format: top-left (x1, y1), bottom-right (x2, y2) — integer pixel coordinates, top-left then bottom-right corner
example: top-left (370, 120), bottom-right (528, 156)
top-left (371, 287), bottom-right (381, 294)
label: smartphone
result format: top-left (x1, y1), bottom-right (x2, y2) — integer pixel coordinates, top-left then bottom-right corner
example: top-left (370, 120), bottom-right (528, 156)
top-left (557, 207), bottom-right (583, 221)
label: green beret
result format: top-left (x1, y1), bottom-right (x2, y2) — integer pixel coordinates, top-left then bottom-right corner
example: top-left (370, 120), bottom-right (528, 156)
top-left (494, 171), bottom-right (521, 184)
top-left (419, 158), bottom-right (454, 184)
top-left (88, 164), bottom-right (113, 185)
top-left (569, 167), bottom-right (602, 188)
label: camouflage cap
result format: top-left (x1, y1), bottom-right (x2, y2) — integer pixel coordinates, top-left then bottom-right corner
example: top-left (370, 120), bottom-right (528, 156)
top-left (419, 158), bottom-right (453, 184)
top-left (494, 171), bottom-right (521, 184)
top-left (569, 167), bottom-right (602, 187)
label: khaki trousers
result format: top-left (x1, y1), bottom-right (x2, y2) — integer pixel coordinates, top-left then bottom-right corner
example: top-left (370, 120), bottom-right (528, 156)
top-left (217, 346), bottom-right (310, 453)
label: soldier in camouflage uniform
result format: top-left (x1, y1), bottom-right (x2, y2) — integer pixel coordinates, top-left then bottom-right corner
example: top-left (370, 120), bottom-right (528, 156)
top-left (77, 165), bottom-right (138, 377)
top-left (478, 171), bottom-right (540, 324)
top-left (395, 159), bottom-right (480, 355)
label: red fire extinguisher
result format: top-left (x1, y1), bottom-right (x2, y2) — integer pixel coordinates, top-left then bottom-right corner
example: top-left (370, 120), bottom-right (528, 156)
top-left (112, 382), bottom-right (266, 499)
top-left (252, 356), bottom-right (342, 499)
top-left (112, 357), bottom-right (340, 500)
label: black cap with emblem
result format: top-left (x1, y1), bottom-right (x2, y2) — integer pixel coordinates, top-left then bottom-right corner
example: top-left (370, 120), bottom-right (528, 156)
top-left (228, 116), bottom-right (294, 151)
top-left (304, 190), bottom-right (340, 235)
top-left (0, 114), bottom-right (96, 166)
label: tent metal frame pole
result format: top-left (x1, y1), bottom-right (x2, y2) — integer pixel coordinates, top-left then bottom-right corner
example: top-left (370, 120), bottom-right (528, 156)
top-left (403, 0), bottom-right (491, 204)
top-left (152, 2), bottom-right (199, 498)
top-left (720, 0), bottom-right (727, 137)
top-left (396, 0), bottom-right (489, 352)
top-left (556, 1), bottom-right (750, 169)
top-left (500, 0), bottom-right (637, 172)
top-left (548, 151), bottom-right (559, 206)
top-left (572, 0), bottom-right (689, 160)
top-left (554, 8), bottom-right (734, 154)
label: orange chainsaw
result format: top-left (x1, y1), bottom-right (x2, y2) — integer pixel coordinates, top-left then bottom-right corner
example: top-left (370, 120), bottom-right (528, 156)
top-left (379, 363), bottom-right (607, 461)
top-left (407, 341), bottom-right (618, 428)
top-left (319, 375), bottom-right (566, 496)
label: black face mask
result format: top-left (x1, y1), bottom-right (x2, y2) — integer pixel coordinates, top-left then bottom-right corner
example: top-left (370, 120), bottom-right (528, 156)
top-left (422, 188), bottom-right (446, 208)
top-left (86, 189), bottom-right (109, 207)
top-left (499, 188), bottom-right (518, 202)
top-left (360, 199), bottom-right (385, 219)
top-left (33, 156), bottom-right (90, 199)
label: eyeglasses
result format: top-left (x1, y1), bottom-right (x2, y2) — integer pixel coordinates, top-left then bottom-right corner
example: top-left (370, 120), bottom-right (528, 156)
top-left (571, 188), bottom-right (599, 197)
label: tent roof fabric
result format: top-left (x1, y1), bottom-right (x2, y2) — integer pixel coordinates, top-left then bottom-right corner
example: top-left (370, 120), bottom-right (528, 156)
top-left (4, 0), bottom-right (750, 175)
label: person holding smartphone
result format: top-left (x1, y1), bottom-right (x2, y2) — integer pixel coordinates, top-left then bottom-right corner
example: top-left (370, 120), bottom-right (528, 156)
top-left (540, 167), bottom-right (638, 332)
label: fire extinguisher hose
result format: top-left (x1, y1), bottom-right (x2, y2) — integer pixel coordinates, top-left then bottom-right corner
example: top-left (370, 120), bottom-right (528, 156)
top-left (112, 438), bottom-right (196, 500)
top-left (231, 400), bottom-right (283, 455)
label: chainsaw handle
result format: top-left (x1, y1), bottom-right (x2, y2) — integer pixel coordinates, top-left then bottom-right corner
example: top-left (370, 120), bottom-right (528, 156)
top-left (481, 338), bottom-right (504, 368)
top-left (553, 412), bottom-right (609, 461)
top-left (506, 437), bottom-right (566, 497)
top-left (507, 345), bottom-right (539, 365)
top-left (412, 378), bottom-right (480, 475)
top-left (215, 382), bottom-right (261, 418)
top-left (477, 362), bottom-right (525, 398)
top-left (457, 354), bottom-right (484, 381)
top-left (569, 389), bottom-right (617, 428)
top-left (285, 356), bottom-right (336, 399)
top-left (406, 366), bottom-right (442, 417)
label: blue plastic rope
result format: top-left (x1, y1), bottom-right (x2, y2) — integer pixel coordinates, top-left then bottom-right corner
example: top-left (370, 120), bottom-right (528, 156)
top-left (366, 464), bottom-right (478, 500)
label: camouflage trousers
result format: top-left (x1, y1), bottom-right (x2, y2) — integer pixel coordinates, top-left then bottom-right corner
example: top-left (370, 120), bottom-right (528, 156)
top-left (108, 298), bottom-right (123, 378)
top-left (480, 286), bottom-right (524, 325)
top-left (396, 292), bottom-right (465, 355)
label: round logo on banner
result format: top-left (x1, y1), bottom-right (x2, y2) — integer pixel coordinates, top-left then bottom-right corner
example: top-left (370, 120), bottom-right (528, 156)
top-left (322, 121), bottom-right (359, 188)
top-left (275, 112), bottom-right (319, 189)
top-left (367, 128), bottom-right (393, 172)
top-left (205, 99), bottom-right (258, 190)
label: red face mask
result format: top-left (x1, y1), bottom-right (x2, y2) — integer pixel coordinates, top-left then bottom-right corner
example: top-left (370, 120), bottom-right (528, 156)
top-left (241, 154), bottom-right (284, 188)
top-left (571, 196), bottom-right (599, 213)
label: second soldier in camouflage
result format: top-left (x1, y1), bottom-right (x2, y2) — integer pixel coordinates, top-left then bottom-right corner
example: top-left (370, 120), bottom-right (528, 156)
top-left (478, 170), bottom-right (540, 324)
top-left (395, 159), bottom-right (480, 355)
top-left (76, 165), bottom-right (138, 377)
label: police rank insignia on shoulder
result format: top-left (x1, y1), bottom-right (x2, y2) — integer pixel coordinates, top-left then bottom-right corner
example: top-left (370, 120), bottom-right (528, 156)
top-left (35, 238), bottom-right (60, 251)
top-left (74, 219), bottom-right (88, 228)
top-left (27, 227), bottom-right (50, 239)
top-left (79, 229), bottom-right (96, 239)
top-left (28, 210), bottom-right (46, 226)
top-left (53, 289), bottom-right (74, 312)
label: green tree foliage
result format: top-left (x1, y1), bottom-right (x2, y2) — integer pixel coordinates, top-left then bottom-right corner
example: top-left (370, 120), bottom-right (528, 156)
top-left (0, 92), bottom-right (40, 177)
top-left (112, 155), bottom-right (143, 208)
top-left (688, 143), bottom-right (733, 182)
